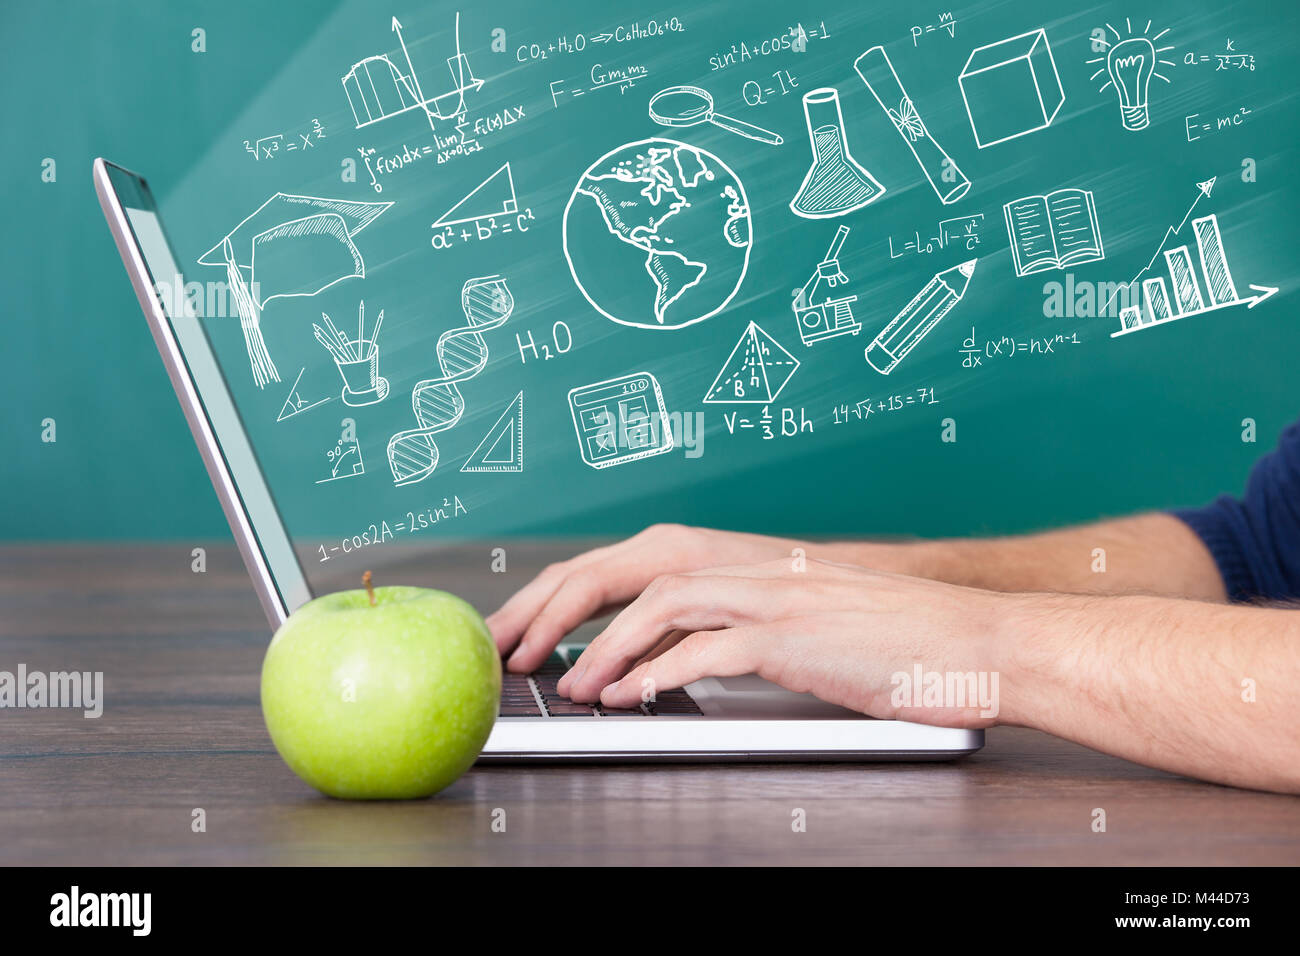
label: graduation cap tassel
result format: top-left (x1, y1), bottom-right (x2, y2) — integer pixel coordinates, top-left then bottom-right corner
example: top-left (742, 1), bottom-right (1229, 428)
top-left (222, 239), bottom-right (279, 388)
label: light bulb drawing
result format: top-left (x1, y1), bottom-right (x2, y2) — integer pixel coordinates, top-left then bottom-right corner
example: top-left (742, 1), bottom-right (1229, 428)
top-left (1087, 19), bottom-right (1174, 132)
top-left (1107, 38), bottom-right (1156, 130)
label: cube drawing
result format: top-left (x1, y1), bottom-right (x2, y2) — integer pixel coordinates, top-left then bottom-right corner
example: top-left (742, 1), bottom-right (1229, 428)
top-left (959, 28), bottom-right (1064, 148)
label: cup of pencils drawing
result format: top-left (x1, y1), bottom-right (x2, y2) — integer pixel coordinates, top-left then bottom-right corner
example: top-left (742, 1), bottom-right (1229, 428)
top-left (315, 303), bottom-right (387, 407)
top-left (336, 340), bottom-right (377, 393)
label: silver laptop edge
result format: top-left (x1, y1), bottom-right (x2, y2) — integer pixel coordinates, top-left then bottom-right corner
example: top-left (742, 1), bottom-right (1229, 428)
top-left (94, 159), bottom-right (299, 628)
top-left (95, 158), bottom-right (984, 762)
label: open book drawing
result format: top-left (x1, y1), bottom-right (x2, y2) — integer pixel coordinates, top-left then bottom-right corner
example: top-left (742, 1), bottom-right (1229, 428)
top-left (1003, 188), bottom-right (1105, 277)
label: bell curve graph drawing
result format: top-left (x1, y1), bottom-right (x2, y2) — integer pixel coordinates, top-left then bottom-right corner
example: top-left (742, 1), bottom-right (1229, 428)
top-left (387, 276), bottom-right (513, 486)
top-left (343, 12), bottom-right (483, 132)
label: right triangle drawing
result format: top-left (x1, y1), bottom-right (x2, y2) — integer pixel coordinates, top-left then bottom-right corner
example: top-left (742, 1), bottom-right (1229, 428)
top-left (433, 163), bottom-right (518, 229)
top-left (703, 322), bottom-right (800, 404)
top-left (460, 391), bottom-right (524, 473)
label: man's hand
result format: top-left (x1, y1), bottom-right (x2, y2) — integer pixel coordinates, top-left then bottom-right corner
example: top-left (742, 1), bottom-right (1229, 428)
top-left (488, 515), bottom-right (1226, 676)
top-left (487, 524), bottom-right (857, 672)
top-left (552, 556), bottom-right (1300, 792)
top-left (555, 558), bottom-right (1007, 728)
top-left (487, 523), bottom-right (1298, 791)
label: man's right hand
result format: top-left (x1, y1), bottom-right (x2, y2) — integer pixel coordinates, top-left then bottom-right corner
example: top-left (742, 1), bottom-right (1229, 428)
top-left (487, 524), bottom-right (832, 673)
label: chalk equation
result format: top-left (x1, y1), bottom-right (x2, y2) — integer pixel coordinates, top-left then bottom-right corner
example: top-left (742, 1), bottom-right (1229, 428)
top-left (356, 106), bottom-right (525, 192)
top-left (831, 387), bottom-right (939, 424)
top-left (516, 17), bottom-right (685, 61)
top-left (741, 69), bottom-right (799, 106)
top-left (550, 64), bottom-right (651, 106)
top-left (910, 12), bottom-right (958, 45)
top-left (315, 497), bottom-right (470, 562)
top-left (888, 215), bottom-right (983, 260)
top-left (430, 163), bottom-right (535, 250)
top-left (1183, 41), bottom-right (1255, 71)
top-left (708, 21), bottom-right (830, 72)
top-left (958, 329), bottom-right (1082, 368)
top-left (243, 119), bottom-right (325, 162)
top-left (1185, 106), bottom-right (1253, 142)
top-left (517, 33), bottom-right (591, 60)
top-left (515, 322), bottom-right (575, 364)
top-left (720, 406), bottom-right (814, 440)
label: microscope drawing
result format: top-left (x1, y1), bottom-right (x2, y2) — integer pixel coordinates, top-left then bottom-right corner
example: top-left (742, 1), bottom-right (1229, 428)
top-left (791, 225), bottom-right (861, 346)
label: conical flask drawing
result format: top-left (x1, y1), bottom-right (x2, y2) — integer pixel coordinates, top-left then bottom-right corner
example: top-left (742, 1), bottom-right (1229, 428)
top-left (790, 88), bottom-right (886, 219)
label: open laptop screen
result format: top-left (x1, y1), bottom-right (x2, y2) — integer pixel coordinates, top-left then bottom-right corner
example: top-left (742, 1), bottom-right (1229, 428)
top-left (100, 162), bottom-right (311, 620)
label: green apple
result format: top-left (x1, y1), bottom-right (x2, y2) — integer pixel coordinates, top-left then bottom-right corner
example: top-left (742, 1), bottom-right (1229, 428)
top-left (261, 574), bottom-right (501, 799)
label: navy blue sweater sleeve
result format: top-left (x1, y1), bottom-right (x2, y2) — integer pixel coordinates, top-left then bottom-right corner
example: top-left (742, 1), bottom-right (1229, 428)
top-left (1173, 421), bottom-right (1300, 602)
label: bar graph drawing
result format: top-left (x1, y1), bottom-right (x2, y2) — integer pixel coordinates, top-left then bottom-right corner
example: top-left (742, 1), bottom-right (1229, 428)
top-left (1112, 212), bottom-right (1276, 338)
top-left (1102, 178), bottom-right (1214, 317)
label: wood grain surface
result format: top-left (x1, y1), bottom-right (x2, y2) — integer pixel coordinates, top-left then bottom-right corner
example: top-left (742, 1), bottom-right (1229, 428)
top-left (1, 543), bottom-right (1297, 866)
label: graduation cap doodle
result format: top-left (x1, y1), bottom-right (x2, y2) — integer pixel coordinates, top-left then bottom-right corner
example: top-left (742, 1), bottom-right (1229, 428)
top-left (198, 194), bottom-right (393, 389)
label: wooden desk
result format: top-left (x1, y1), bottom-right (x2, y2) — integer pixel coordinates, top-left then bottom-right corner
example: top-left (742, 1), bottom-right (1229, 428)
top-left (2, 544), bottom-right (1297, 866)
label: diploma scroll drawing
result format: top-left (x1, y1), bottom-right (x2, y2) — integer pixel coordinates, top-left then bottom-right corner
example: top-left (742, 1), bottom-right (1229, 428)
top-left (855, 46), bottom-right (972, 206)
top-left (886, 97), bottom-right (928, 142)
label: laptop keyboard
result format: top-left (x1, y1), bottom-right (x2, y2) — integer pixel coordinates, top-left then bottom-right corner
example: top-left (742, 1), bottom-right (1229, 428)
top-left (500, 652), bottom-right (703, 718)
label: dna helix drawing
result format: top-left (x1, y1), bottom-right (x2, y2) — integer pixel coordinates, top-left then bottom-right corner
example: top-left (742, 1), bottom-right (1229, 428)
top-left (386, 275), bottom-right (514, 486)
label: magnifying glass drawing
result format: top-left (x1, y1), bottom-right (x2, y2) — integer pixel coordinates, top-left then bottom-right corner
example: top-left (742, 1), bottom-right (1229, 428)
top-left (648, 86), bottom-right (784, 145)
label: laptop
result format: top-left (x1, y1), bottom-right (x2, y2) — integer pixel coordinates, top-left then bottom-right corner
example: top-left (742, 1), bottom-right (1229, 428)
top-left (94, 158), bottom-right (984, 762)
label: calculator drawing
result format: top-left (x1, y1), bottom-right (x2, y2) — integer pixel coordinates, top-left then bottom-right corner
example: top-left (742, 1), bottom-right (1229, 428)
top-left (567, 372), bottom-right (675, 469)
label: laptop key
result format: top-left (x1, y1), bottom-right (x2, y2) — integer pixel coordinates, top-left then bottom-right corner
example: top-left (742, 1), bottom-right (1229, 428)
top-left (547, 704), bottom-right (598, 716)
top-left (499, 705), bottom-right (542, 717)
top-left (495, 653), bottom-right (703, 717)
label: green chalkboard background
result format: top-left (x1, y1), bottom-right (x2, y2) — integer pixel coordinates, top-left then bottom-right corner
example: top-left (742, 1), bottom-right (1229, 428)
top-left (5, 0), bottom-right (1298, 571)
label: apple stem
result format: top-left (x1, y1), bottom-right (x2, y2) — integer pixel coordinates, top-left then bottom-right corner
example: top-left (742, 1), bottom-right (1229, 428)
top-left (363, 570), bottom-right (376, 607)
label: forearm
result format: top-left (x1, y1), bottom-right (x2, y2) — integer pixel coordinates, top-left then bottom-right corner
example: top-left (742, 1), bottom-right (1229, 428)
top-left (832, 513), bottom-right (1227, 602)
top-left (995, 591), bottom-right (1300, 792)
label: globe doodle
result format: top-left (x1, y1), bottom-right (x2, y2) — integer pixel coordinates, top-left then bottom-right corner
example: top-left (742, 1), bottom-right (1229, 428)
top-left (562, 138), bottom-right (753, 331)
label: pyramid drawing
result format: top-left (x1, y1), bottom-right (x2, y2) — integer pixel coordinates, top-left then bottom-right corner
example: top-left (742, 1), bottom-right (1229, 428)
top-left (433, 163), bottom-right (517, 229)
top-left (460, 391), bottom-right (524, 473)
top-left (703, 322), bottom-right (800, 404)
